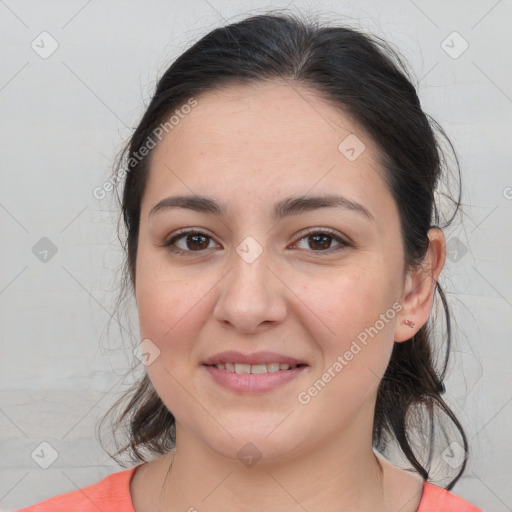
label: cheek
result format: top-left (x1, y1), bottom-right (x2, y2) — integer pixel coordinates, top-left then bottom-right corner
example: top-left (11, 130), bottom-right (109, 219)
top-left (136, 274), bottom-right (204, 349)
top-left (135, 244), bottom-right (201, 340)
top-left (135, 272), bottom-right (211, 422)
top-left (136, 279), bottom-right (181, 342)
top-left (303, 266), bottom-right (397, 381)
top-left (307, 265), bottom-right (395, 335)
top-left (135, 256), bottom-right (225, 401)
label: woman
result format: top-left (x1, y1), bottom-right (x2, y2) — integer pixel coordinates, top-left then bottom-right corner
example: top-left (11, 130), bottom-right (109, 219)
top-left (17, 11), bottom-right (484, 512)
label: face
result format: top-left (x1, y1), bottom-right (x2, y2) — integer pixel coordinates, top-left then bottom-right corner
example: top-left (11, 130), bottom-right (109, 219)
top-left (135, 81), bottom-right (408, 462)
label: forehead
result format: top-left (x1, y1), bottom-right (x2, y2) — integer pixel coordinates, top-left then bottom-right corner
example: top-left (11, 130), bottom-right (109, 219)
top-left (143, 81), bottom-right (396, 223)
top-left (156, 80), bottom-right (374, 154)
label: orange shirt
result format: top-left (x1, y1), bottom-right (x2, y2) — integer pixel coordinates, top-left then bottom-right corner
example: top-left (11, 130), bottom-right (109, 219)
top-left (14, 464), bottom-right (484, 512)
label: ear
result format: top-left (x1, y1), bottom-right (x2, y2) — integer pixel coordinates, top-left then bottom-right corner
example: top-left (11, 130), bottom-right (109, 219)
top-left (394, 227), bottom-right (446, 342)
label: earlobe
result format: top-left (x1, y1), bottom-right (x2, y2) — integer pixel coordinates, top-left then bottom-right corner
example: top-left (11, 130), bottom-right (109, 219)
top-left (394, 227), bottom-right (446, 343)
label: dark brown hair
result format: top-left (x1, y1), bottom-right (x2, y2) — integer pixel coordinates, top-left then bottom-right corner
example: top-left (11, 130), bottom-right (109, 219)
top-left (99, 11), bottom-right (467, 490)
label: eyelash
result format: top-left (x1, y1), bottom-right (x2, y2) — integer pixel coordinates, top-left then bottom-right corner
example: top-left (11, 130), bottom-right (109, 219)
top-left (160, 227), bottom-right (350, 257)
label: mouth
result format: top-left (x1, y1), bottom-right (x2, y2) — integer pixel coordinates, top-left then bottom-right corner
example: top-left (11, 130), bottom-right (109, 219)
top-left (202, 352), bottom-right (309, 392)
top-left (202, 350), bottom-right (308, 368)
top-left (204, 362), bottom-right (307, 373)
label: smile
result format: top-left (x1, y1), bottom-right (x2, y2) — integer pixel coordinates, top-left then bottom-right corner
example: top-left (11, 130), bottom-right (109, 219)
top-left (207, 362), bottom-right (303, 373)
top-left (203, 363), bottom-right (308, 392)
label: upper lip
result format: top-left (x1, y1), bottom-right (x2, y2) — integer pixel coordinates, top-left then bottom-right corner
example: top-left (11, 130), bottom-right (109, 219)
top-left (202, 351), bottom-right (308, 366)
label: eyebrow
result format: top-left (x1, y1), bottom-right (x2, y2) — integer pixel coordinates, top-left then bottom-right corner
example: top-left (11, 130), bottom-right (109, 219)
top-left (149, 193), bottom-right (373, 221)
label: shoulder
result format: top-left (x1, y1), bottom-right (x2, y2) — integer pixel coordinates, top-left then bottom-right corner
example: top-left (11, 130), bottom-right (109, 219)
top-left (13, 466), bottom-right (139, 512)
top-left (418, 482), bottom-right (485, 512)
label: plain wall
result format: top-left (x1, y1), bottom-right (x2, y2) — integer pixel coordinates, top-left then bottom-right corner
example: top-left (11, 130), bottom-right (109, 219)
top-left (1, 0), bottom-right (511, 510)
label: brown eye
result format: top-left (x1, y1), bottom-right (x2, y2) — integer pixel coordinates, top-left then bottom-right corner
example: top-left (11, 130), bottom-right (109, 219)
top-left (294, 229), bottom-right (348, 253)
top-left (183, 233), bottom-right (210, 250)
top-left (307, 233), bottom-right (334, 250)
top-left (163, 230), bottom-right (219, 255)
top-left (162, 228), bottom-right (349, 256)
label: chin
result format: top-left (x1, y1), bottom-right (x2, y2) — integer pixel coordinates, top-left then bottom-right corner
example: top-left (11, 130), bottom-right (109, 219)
top-left (195, 421), bottom-right (310, 466)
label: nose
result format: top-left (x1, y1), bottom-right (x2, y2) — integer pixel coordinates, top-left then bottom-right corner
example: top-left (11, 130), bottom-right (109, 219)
top-left (213, 250), bottom-right (288, 334)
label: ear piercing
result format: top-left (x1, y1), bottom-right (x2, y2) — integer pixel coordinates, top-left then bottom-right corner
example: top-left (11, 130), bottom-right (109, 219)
top-left (402, 319), bottom-right (415, 328)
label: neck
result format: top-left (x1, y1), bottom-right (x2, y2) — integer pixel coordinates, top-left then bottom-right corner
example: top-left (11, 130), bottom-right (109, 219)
top-left (152, 426), bottom-right (387, 512)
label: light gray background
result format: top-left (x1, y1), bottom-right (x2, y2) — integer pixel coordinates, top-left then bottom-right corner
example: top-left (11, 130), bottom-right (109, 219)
top-left (1, 0), bottom-right (511, 510)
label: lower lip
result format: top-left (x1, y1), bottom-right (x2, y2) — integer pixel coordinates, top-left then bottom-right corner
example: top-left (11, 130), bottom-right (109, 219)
top-left (203, 365), bottom-right (307, 393)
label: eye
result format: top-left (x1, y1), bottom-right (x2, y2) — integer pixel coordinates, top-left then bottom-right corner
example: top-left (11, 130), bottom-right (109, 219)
top-left (161, 227), bottom-right (349, 256)
top-left (162, 229), bottom-right (219, 256)
top-left (292, 228), bottom-right (349, 253)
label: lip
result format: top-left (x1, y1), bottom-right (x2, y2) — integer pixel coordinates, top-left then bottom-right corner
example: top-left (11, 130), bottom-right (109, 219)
top-left (203, 364), bottom-right (308, 393)
top-left (202, 351), bottom-right (309, 393)
top-left (202, 351), bottom-right (307, 366)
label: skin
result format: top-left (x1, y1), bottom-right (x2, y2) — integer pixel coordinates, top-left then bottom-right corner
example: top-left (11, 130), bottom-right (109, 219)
top-left (130, 80), bottom-right (446, 512)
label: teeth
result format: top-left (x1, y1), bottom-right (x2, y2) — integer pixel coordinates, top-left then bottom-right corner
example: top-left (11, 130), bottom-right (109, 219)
top-left (250, 364), bottom-right (267, 374)
top-left (235, 363), bottom-right (251, 374)
top-left (213, 362), bottom-right (300, 373)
